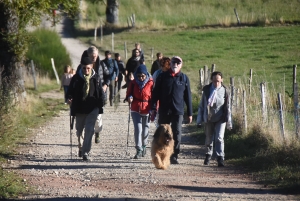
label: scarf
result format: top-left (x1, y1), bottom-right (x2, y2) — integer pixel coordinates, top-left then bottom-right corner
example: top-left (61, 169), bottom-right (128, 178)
top-left (134, 56), bottom-right (141, 61)
top-left (82, 73), bottom-right (91, 100)
top-left (208, 89), bottom-right (217, 107)
top-left (135, 74), bottom-right (150, 90)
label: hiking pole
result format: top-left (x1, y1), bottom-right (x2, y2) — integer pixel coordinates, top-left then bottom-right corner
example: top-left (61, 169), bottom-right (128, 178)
top-left (70, 114), bottom-right (75, 160)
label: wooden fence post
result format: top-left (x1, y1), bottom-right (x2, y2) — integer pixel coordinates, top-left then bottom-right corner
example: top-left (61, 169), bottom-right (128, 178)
top-left (234, 8), bottom-right (241, 25)
top-left (230, 77), bottom-right (235, 114)
top-left (211, 64), bottom-right (216, 73)
top-left (204, 65), bottom-right (209, 85)
top-left (294, 83), bottom-right (299, 138)
top-left (151, 47), bottom-right (154, 64)
top-left (94, 27), bottom-right (97, 41)
top-left (236, 88), bottom-right (240, 108)
top-left (124, 42), bottom-right (127, 60)
top-left (243, 90), bottom-right (247, 133)
top-left (111, 32), bottom-right (114, 52)
top-left (277, 93), bottom-right (285, 141)
top-left (31, 60), bottom-right (37, 90)
top-left (249, 69), bottom-right (253, 94)
top-left (260, 82), bottom-right (267, 123)
top-left (50, 58), bottom-right (60, 85)
top-left (132, 13), bottom-right (135, 27)
top-left (199, 68), bottom-right (204, 93)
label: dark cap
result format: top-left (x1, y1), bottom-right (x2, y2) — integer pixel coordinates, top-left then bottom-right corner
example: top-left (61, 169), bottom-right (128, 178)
top-left (136, 64), bottom-right (148, 75)
top-left (81, 57), bottom-right (93, 65)
top-left (171, 56), bottom-right (182, 64)
top-left (105, 50), bottom-right (111, 55)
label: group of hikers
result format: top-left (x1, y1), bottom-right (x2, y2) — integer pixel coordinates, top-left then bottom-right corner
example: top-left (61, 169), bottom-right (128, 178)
top-left (64, 43), bottom-right (232, 167)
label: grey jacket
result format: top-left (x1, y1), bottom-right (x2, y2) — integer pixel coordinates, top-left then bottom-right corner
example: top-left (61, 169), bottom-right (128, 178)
top-left (197, 83), bottom-right (232, 129)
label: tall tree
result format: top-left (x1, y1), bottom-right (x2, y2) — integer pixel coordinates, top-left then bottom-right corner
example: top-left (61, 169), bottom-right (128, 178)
top-left (0, 0), bottom-right (79, 101)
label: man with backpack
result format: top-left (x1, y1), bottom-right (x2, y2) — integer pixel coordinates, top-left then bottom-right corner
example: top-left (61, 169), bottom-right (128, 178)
top-left (102, 51), bottom-right (119, 106)
top-left (151, 56), bottom-right (193, 165)
top-left (67, 57), bottom-right (105, 161)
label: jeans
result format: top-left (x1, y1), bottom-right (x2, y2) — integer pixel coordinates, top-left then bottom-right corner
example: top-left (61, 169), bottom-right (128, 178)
top-left (108, 80), bottom-right (116, 102)
top-left (131, 112), bottom-right (150, 150)
top-left (158, 114), bottom-right (183, 157)
top-left (204, 120), bottom-right (226, 158)
top-left (63, 85), bottom-right (69, 103)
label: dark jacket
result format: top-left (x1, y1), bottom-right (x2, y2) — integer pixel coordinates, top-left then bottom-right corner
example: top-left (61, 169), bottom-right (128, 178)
top-left (151, 70), bottom-right (192, 116)
top-left (116, 60), bottom-right (125, 79)
top-left (76, 50), bottom-right (110, 86)
top-left (150, 60), bottom-right (160, 75)
top-left (126, 51), bottom-right (144, 76)
top-left (67, 69), bottom-right (105, 116)
top-left (102, 58), bottom-right (119, 81)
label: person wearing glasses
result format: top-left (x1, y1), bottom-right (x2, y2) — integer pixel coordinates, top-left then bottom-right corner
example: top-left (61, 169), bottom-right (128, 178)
top-left (67, 57), bottom-right (105, 161)
top-left (125, 64), bottom-right (154, 159)
top-left (151, 56), bottom-right (193, 165)
top-left (122, 48), bottom-right (144, 89)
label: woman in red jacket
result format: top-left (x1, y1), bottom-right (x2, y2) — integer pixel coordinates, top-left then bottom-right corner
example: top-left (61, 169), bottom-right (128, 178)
top-left (126, 64), bottom-right (154, 159)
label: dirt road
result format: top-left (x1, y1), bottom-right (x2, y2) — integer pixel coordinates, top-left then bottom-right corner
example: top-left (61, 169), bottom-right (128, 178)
top-left (5, 17), bottom-right (298, 201)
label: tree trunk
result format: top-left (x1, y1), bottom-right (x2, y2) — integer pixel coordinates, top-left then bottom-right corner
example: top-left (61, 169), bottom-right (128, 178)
top-left (0, 3), bottom-right (26, 104)
top-left (106, 0), bottom-right (119, 24)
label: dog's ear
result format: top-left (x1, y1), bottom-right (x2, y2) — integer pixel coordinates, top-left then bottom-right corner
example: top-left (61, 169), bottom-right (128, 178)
top-left (153, 125), bottom-right (164, 138)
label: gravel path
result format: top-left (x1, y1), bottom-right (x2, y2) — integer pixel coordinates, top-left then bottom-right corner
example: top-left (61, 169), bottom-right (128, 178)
top-left (4, 17), bottom-right (298, 201)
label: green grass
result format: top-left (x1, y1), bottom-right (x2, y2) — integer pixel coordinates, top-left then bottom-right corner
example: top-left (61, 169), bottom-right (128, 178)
top-left (84, 0), bottom-right (300, 28)
top-left (26, 29), bottom-right (72, 79)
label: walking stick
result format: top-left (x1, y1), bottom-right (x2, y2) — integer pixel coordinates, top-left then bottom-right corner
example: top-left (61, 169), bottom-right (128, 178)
top-left (126, 102), bottom-right (131, 155)
top-left (70, 114), bottom-right (75, 159)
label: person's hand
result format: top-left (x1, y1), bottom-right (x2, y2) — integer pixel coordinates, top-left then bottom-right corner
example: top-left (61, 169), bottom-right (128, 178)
top-left (197, 124), bottom-right (202, 129)
top-left (67, 99), bottom-right (72, 105)
top-left (102, 84), bottom-right (107, 92)
top-left (115, 77), bottom-right (118, 82)
top-left (187, 116), bottom-right (192, 124)
top-left (150, 110), bottom-right (156, 122)
top-left (128, 96), bottom-right (133, 103)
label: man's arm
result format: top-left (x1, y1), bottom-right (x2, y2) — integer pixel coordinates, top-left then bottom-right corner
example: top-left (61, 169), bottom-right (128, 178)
top-left (184, 75), bottom-right (193, 123)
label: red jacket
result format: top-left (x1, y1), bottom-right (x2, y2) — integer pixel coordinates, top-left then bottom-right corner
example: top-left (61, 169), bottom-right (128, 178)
top-left (126, 78), bottom-right (154, 115)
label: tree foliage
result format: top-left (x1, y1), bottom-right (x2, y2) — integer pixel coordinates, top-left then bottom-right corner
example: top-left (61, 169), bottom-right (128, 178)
top-left (0, 0), bottom-right (80, 64)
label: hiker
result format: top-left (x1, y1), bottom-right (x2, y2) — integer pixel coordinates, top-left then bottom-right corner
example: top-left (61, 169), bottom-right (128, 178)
top-left (132, 42), bottom-right (144, 62)
top-left (196, 71), bottom-right (232, 167)
top-left (122, 48), bottom-right (144, 89)
top-left (102, 51), bottom-right (119, 106)
top-left (125, 64), bottom-right (154, 159)
top-left (152, 56), bottom-right (171, 84)
top-left (150, 52), bottom-right (163, 75)
top-left (151, 56), bottom-right (193, 165)
top-left (77, 46), bottom-right (110, 144)
top-left (61, 65), bottom-right (73, 104)
top-left (114, 53), bottom-right (125, 102)
top-left (67, 57), bottom-right (105, 161)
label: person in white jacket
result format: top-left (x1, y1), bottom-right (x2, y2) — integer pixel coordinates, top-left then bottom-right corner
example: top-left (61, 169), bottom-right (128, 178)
top-left (196, 71), bottom-right (232, 167)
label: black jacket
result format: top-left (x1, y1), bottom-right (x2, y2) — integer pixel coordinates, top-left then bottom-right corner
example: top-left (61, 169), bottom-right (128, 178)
top-left (151, 70), bottom-right (192, 116)
top-left (67, 69), bottom-right (105, 116)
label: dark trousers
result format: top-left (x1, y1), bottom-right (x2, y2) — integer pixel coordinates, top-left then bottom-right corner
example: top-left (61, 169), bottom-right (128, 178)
top-left (108, 80), bottom-right (116, 101)
top-left (158, 114), bottom-right (183, 157)
top-left (115, 75), bottom-right (123, 101)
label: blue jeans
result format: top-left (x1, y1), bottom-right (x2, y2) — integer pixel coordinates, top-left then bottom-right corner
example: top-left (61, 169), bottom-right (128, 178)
top-left (131, 112), bottom-right (150, 150)
top-left (204, 120), bottom-right (226, 158)
top-left (63, 85), bottom-right (69, 103)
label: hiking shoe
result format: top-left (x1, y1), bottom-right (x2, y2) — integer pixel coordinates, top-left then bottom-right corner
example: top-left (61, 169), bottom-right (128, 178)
top-left (78, 150), bottom-right (82, 157)
top-left (83, 154), bottom-right (89, 161)
top-left (217, 156), bottom-right (225, 167)
top-left (204, 154), bottom-right (211, 165)
top-left (95, 133), bottom-right (100, 144)
top-left (134, 150), bottom-right (142, 159)
top-left (170, 156), bottom-right (179, 164)
top-left (109, 100), bottom-right (113, 106)
top-left (142, 145), bottom-right (146, 157)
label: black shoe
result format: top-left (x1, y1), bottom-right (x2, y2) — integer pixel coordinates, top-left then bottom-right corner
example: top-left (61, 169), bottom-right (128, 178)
top-left (121, 84), bottom-right (127, 89)
top-left (83, 154), bottom-right (89, 161)
top-left (204, 154), bottom-right (211, 165)
top-left (217, 156), bottom-right (225, 167)
top-left (78, 150), bottom-right (82, 157)
top-left (134, 150), bottom-right (142, 159)
top-left (95, 133), bottom-right (100, 143)
top-left (170, 156), bottom-right (179, 164)
top-left (142, 145), bottom-right (146, 157)
top-left (109, 100), bottom-right (113, 106)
